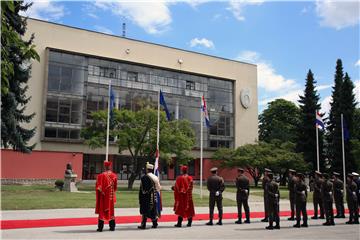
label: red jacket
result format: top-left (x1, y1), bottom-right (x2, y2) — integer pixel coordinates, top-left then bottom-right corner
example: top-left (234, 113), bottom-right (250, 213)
top-left (95, 171), bottom-right (117, 221)
top-left (173, 174), bottom-right (195, 218)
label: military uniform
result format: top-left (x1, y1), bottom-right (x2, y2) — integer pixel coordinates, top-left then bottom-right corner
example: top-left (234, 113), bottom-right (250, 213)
top-left (346, 174), bottom-right (359, 224)
top-left (266, 175), bottom-right (280, 230)
top-left (235, 169), bottom-right (250, 224)
top-left (261, 169), bottom-right (272, 222)
top-left (288, 170), bottom-right (297, 220)
top-left (312, 172), bottom-right (324, 219)
top-left (206, 168), bottom-right (225, 225)
top-left (322, 176), bottom-right (335, 225)
top-left (293, 174), bottom-right (308, 228)
top-left (353, 172), bottom-right (360, 207)
top-left (332, 173), bottom-right (345, 218)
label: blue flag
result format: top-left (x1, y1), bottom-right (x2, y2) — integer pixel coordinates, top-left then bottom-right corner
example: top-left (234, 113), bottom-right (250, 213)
top-left (110, 85), bottom-right (115, 120)
top-left (343, 117), bottom-right (350, 141)
top-left (159, 90), bottom-right (171, 121)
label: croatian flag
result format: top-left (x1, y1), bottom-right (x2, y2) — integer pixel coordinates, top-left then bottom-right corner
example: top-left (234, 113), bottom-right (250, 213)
top-left (201, 95), bottom-right (210, 128)
top-left (315, 112), bottom-right (324, 130)
top-left (154, 149), bottom-right (162, 214)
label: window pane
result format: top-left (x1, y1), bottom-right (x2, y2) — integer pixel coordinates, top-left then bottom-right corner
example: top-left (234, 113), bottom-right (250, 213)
top-left (60, 67), bottom-right (72, 91)
top-left (46, 110), bottom-right (58, 122)
top-left (58, 129), bottom-right (69, 139)
top-left (48, 65), bottom-right (60, 91)
top-left (45, 128), bottom-right (57, 138)
top-left (70, 130), bottom-right (80, 139)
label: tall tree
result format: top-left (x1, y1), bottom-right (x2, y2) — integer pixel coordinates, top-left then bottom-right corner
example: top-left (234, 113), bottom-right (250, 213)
top-left (1, 1), bottom-right (40, 152)
top-left (326, 59), bottom-right (345, 173)
top-left (353, 108), bottom-right (360, 140)
top-left (259, 99), bottom-right (300, 143)
top-left (297, 69), bottom-right (322, 171)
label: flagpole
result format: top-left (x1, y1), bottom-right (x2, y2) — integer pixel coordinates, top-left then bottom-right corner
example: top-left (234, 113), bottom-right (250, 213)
top-left (316, 111), bottom-right (320, 171)
top-left (341, 113), bottom-right (346, 197)
top-left (105, 80), bottom-right (111, 162)
top-left (156, 90), bottom-right (160, 177)
top-left (200, 97), bottom-right (203, 199)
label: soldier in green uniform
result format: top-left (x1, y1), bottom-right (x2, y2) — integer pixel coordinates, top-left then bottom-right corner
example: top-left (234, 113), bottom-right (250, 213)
top-left (311, 171), bottom-right (325, 219)
top-left (293, 173), bottom-right (308, 228)
top-left (287, 169), bottom-right (297, 221)
top-left (346, 173), bottom-right (359, 224)
top-left (261, 168), bottom-right (272, 222)
top-left (235, 167), bottom-right (250, 224)
top-left (322, 173), bottom-right (335, 226)
top-left (206, 167), bottom-right (225, 226)
top-left (265, 172), bottom-right (280, 230)
top-left (332, 172), bottom-right (345, 218)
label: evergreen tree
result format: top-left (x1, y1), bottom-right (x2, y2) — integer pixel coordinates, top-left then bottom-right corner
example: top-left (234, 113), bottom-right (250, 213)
top-left (326, 59), bottom-right (344, 173)
top-left (1, 1), bottom-right (40, 152)
top-left (297, 69), bottom-right (322, 171)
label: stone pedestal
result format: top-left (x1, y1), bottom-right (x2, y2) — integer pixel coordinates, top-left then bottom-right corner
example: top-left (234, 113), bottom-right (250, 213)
top-left (64, 174), bottom-right (78, 192)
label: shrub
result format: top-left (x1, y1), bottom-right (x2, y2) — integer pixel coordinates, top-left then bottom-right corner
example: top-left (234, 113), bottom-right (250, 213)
top-left (55, 179), bottom-right (64, 191)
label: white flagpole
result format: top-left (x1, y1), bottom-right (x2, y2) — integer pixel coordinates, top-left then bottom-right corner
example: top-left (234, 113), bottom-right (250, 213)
top-left (156, 90), bottom-right (160, 177)
top-left (316, 110), bottom-right (320, 171)
top-left (105, 80), bottom-right (111, 162)
top-left (200, 97), bottom-right (203, 199)
top-left (341, 113), bottom-right (346, 197)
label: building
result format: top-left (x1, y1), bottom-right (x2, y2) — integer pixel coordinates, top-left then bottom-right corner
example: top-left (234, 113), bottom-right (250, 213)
top-left (1, 18), bottom-right (258, 183)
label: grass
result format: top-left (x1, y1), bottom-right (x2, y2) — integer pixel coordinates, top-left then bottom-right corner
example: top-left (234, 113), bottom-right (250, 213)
top-left (1, 184), bottom-right (236, 210)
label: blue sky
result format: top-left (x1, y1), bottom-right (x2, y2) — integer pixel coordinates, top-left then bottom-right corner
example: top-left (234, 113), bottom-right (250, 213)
top-left (23, 0), bottom-right (360, 113)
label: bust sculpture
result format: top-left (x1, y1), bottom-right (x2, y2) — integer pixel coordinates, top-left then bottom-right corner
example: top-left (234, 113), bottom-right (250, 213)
top-left (65, 163), bottom-right (73, 175)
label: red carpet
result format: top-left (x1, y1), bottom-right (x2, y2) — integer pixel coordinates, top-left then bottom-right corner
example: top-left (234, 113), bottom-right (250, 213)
top-left (2, 209), bottom-right (349, 230)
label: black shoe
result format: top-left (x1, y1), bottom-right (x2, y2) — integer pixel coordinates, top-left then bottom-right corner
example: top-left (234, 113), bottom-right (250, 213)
top-left (97, 220), bottom-right (104, 232)
top-left (301, 223), bottom-right (308, 227)
top-left (235, 219), bottom-right (242, 224)
top-left (288, 217), bottom-right (295, 221)
top-left (334, 215), bottom-right (340, 218)
top-left (353, 221), bottom-right (359, 224)
top-left (174, 216), bottom-right (182, 227)
top-left (266, 226), bottom-right (273, 230)
top-left (152, 222), bottom-right (158, 229)
top-left (330, 221), bottom-right (335, 226)
top-left (323, 222), bottom-right (330, 226)
top-left (174, 223), bottom-right (181, 227)
top-left (340, 215), bottom-right (346, 218)
top-left (109, 220), bottom-right (116, 231)
top-left (311, 216), bottom-right (318, 219)
top-left (319, 216), bottom-right (325, 219)
top-left (274, 225), bottom-right (280, 229)
top-left (206, 221), bottom-right (213, 226)
top-left (138, 225), bottom-right (146, 229)
top-left (345, 221), bottom-right (353, 224)
top-left (187, 218), bottom-right (192, 227)
top-left (244, 219), bottom-right (250, 224)
top-left (216, 221), bottom-right (222, 225)
top-left (261, 218), bottom-right (269, 222)
top-left (293, 224), bottom-right (301, 228)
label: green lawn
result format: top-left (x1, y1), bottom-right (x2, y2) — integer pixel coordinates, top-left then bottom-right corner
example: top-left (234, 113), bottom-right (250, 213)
top-left (1, 184), bottom-right (236, 210)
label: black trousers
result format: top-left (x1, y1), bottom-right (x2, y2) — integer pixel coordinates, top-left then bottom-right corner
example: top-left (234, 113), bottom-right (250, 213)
top-left (334, 195), bottom-right (344, 216)
top-left (263, 193), bottom-right (269, 219)
top-left (348, 201), bottom-right (359, 223)
top-left (296, 201), bottom-right (308, 224)
top-left (289, 193), bottom-right (295, 218)
top-left (237, 195), bottom-right (250, 220)
top-left (323, 200), bottom-right (334, 223)
top-left (313, 195), bottom-right (324, 217)
top-left (268, 202), bottom-right (279, 227)
top-left (209, 195), bottom-right (223, 220)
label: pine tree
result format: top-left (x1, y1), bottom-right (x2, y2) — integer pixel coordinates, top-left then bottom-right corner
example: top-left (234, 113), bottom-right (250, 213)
top-left (297, 69), bottom-right (322, 171)
top-left (1, 1), bottom-right (40, 152)
top-left (326, 59), bottom-right (344, 173)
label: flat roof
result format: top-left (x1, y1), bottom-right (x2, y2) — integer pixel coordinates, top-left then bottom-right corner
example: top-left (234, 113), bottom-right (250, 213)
top-left (27, 17), bottom-right (256, 67)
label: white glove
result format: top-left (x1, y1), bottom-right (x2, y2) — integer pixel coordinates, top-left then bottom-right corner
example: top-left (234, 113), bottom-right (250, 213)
top-left (340, 190), bottom-right (343, 193)
top-left (215, 191), bottom-right (220, 196)
top-left (245, 190), bottom-right (249, 194)
top-left (301, 191), bottom-right (305, 195)
top-left (353, 192), bottom-right (357, 196)
top-left (275, 194), bottom-right (279, 198)
top-left (329, 191), bottom-right (332, 195)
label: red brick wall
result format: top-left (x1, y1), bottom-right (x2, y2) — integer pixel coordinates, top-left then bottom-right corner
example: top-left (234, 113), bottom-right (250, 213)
top-left (1, 149), bottom-right (83, 180)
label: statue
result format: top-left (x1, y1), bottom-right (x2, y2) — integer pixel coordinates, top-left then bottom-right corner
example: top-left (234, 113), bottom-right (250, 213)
top-left (65, 163), bottom-right (73, 175)
top-left (64, 162), bottom-right (78, 192)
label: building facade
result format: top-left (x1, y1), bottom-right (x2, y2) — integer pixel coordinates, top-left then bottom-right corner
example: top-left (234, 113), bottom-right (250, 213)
top-left (1, 19), bottom-right (258, 182)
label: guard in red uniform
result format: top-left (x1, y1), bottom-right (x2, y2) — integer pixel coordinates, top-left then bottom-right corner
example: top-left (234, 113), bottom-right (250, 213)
top-left (173, 165), bottom-right (195, 227)
top-left (95, 161), bottom-right (117, 232)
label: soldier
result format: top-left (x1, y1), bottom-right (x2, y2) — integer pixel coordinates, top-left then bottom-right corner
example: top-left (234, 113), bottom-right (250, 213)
top-left (261, 168), bottom-right (272, 222)
top-left (206, 167), bottom-right (225, 226)
top-left (311, 171), bottom-right (325, 219)
top-left (322, 173), bottom-right (335, 226)
top-left (265, 172), bottom-right (280, 230)
top-left (293, 173), bottom-right (308, 228)
top-left (346, 173), bottom-right (359, 224)
top-left (352, 172), bottom-right (360, 207)
top-left (235, 167), bottom-right (250, 224)
top-left (287, 169), bottom-right (297, 221)
top-left (332, 172), bottom-right (345, 218)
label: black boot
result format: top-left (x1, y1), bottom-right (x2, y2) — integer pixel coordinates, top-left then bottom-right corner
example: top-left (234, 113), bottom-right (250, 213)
top-left (235, 218), bottom-right (242, 224)
top-left (174, 216), bottom-right (183, 227)
top-left (216, 218), bottom-right (222, 225)
top-left (261, 218), bottom-right (268, 222)
top-left (244, 219), bottom-right (250, 224)
top-left (301, 221), bottom-right (308, 227)
top-left (206, 219), bottom-right (213, 225)
top-left (187, 217), bottom-right (193, 227)
top-left (293, 221), bottom-right (301, 228)
top-left (138, 216), bottom-right (147, 229)
top-left (152, 219), bottom-right (158, 228)
top-left (109, 219), bottom-right (116, 231)
top-left (97, 219), bottom-right (104, 232)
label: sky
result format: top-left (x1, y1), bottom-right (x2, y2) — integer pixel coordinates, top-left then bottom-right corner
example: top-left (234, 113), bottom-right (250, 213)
top-left (22, 0), bottom-right (360, 113)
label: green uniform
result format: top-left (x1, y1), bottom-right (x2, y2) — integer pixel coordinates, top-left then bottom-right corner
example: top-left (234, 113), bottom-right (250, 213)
top-left (236, 174), bottom-right (250, 222)
top-left (346, 180), bottom-right (359, 224)
top-left (322, 179), bottom-right (335, 225)
top-left (207, 174), bottom-right (225, 223)
top-left (313, 177), bottom-right (324, 218)
top-left (267, 179), bottom-right (280, 228)
top-left (294, 179), bottom-right (308, 226)
top-left (288, 175), bottom-right (297, 219)
top-left (262, 176), bottom-right (270, 220)
top-left (333, 178), bottom-right (345, 217)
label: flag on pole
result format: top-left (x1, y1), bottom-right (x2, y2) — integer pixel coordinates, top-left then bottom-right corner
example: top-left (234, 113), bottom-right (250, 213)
top-left (159, 90), bottom-right (171, 121)
top-left (343, 117), bottom-right (350, 141)
top-left (315, 111), bottom-right (324, 130)
top-left (109, 85), bottom-right (115, 121)
top-left (201, 95), bottom-right (210, 128)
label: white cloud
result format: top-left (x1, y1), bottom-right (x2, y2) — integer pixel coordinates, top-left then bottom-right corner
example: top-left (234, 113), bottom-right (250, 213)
top-left (355, 60), bottom-right (360, 67)
top-left (93, 1), bottom-right (172, 34)
top-left (94, 25), bottom-right (114, 35)
top-left (259, 89), bottom-right (302, 106)
top-left (321, 95), bottom-right (332, 116)
top-left (190, 38), bottom-right (215, 49)
top-left (316, 84), bottom-right (332, 91)
top-left (315, 1), bottom-right (360, 30)
top-left (355, 80), bottom-right (360, 105)
top-left (22, 0), bottom-right (65, 21)
top-left (227, 0), bottom-right (264, 21)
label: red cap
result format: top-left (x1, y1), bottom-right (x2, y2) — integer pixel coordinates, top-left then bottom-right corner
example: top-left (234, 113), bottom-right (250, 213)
top-left (181, 165), bottom-right (188, 172)
top-left (104, 161), bottom-right (112, 167)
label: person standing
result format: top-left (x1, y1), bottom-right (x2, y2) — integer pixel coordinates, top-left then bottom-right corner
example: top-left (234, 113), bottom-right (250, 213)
top-left (287, 169), bottom-right (297, 221)
top-left (261, 168), bottom-right (272, 222)
top-left (293, 173), bottom-right (308, 228)
top-left (322, 173), bottom-right (335, 226)
top-left (312, 171), bottom-right (325, 219)
top-left (173, 165), bottom-right (195, 227)
top-left (206, 167), bottom-right (225, 226)
top-left (346, 173), bottom-right (359, 224)
top-left (138, 162), bottom-right (161, 229)
top-left (352, 172), bottom-right (360, 208)
top-left (95, 161), bottom-right (118, 232)
top-left (332, 172), bottom-right (345, 218)
top-left (235, 168), bottom-right (250, 224)
top-left (265, 172), bottom-right (280, 230)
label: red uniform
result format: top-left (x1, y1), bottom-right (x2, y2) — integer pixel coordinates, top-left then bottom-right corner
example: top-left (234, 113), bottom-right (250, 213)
top-left (95, 170), bottom-right (117, 221)
top-left (174, 174), bottom-right (195, 218)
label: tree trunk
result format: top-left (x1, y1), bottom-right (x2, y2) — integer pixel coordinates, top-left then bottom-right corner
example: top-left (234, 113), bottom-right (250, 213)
top-left (128, 172), bottom-right (138, 190)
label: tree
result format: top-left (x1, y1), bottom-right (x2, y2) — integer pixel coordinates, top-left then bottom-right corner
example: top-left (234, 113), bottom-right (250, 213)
top-left (81, 108), bottom-right (195, 189)
top-left (353, 108), bottom-right (360, 140)
top-left (297, 70), bottom-right (323, 171)
top-left (213, 141), bottom-right (308, 187)
top-left (259, 99), bottom-right (300, 143)
top-left (1, 1), bottom-right (40, 152)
